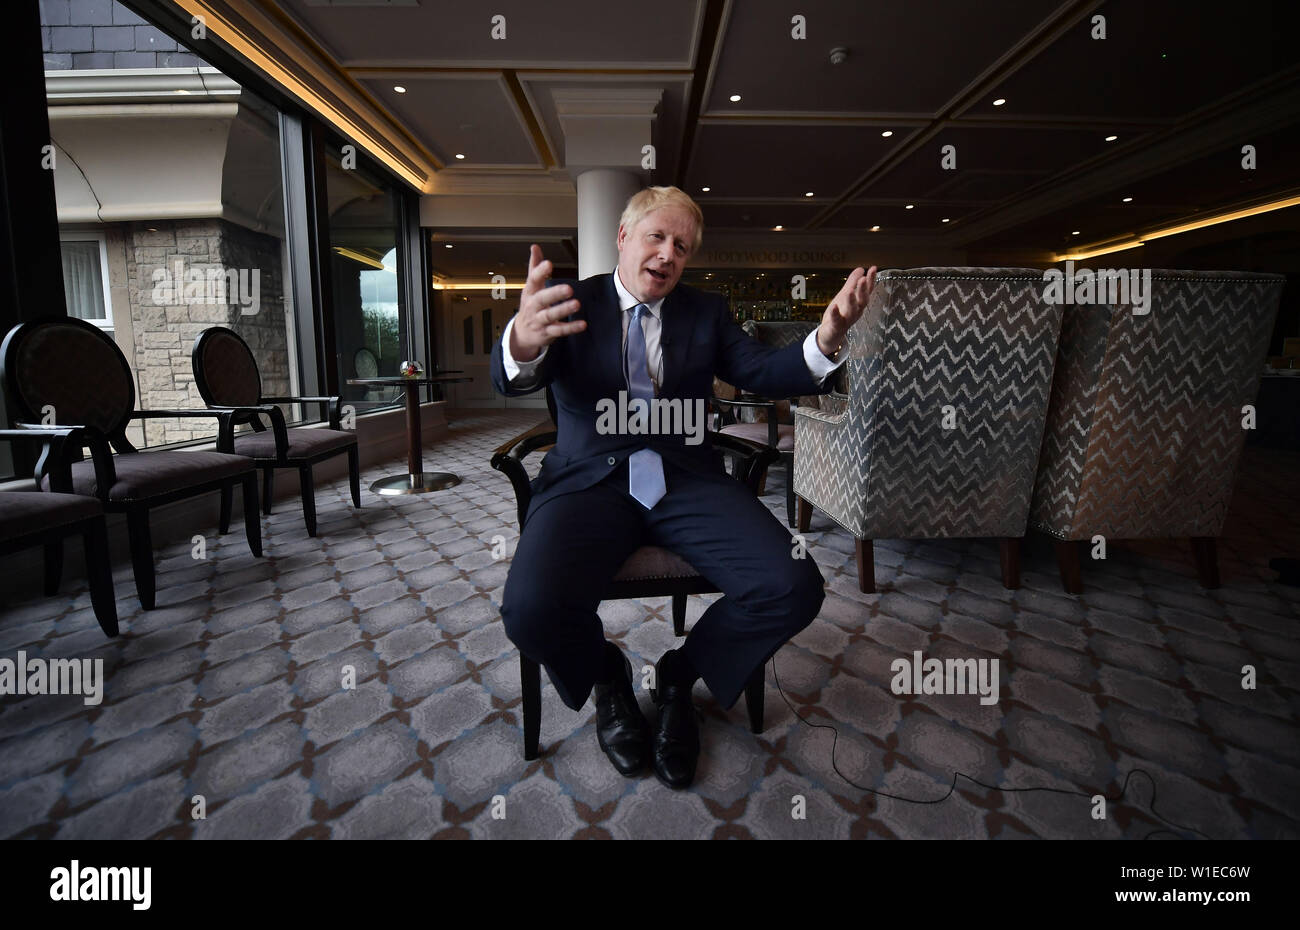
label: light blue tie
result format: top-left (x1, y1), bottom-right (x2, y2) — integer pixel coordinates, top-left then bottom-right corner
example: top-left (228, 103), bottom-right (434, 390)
top-left (625, 304), bottom-right (665, 509)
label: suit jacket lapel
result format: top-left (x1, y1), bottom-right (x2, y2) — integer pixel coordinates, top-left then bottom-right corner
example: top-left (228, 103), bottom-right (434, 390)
top-left (588, 273), bottom-right (625, 394)
top-left (659, 288), bottom-right (690, 397)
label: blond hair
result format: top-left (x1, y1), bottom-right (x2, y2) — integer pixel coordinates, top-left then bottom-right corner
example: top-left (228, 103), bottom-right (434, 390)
top-left (618, 185), bottom-right (704, 255)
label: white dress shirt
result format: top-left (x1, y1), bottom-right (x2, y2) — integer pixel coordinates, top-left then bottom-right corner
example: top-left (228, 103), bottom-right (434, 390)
top-left (501, 266), bottom-right (846, 390)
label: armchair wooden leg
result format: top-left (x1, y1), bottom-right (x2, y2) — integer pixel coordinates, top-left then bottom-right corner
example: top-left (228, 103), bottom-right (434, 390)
top-left (671, 593), bottom-right (687, 636)
top-left (126, 506), bottom-right (155, 611)
top-left (83, 519), bottom-right (118, 637)
top-left (1055, 540), bottom-right (1083, 594)
top-left (218, 486), bottom-right (232, 534)
top-left (241, 474), bottom-right (263, 558)
top-left (43, 540), bottom-right (63, 596)
top-left (745, 664), bottom-right (765, 734)
top-left (756, 466), bottom-right (768, 497)
top-left (856, 538), bottom-right (876, 594)
top-left (785, 460), bottom-right (797, 529)
top-left (262, 467), bottom-right (274, 515)
top-left (1191, 537), bottom-right (1221, 589)
top-left (521, 654), bottom-right (541, 761)
top-left (797, 495), bottom-right (812, 533)
top-left (299, 466), bottom-right (317, 537)
top-left (347, 445), bottom-right (361, 508)
top-left (1000, 538), bottom-right (1021, 590)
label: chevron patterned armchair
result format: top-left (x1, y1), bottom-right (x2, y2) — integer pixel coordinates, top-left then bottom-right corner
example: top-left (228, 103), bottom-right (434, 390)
top-left (1028, 270), bottom-right (1285, 593)
top-left (793, 267), bottom-right (1064, 593)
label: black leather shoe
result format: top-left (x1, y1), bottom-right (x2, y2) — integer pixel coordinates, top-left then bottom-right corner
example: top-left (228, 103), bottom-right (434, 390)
top-left (650, 651), bottom-right (700, 789)
top-left (593, 649), bottom-right (650, 776)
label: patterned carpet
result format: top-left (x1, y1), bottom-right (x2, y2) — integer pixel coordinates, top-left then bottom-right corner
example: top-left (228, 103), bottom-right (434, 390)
top-left (0, 408), bottom-right (1296, 839)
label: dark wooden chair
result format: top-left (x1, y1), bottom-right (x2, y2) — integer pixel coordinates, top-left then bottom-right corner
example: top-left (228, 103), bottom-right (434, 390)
top-left (1, 317), bottom-right (261, 610)
top-left (191, 326), bottom-right (360, 537)
top-left (490, 389), bottom-right (780, 761)
top-left (0, 428), bottom-right (118, 637)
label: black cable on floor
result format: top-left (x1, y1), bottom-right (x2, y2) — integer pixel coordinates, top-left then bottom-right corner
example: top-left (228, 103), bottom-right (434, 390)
top-left (768, 655), bottom-right (1214, 840)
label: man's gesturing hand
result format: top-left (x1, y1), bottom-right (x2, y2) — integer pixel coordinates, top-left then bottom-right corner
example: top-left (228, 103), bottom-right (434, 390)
top-left (508, 244), bottom-right (587, 363)
top-left (816, 265), bottom-right (877, 359)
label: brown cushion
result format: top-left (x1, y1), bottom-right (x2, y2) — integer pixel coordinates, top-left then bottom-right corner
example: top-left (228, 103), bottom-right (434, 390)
top-left (720, 422), bottom-right (795, 451)
top-left (612, 545), bottom-right (701, 581)
top-left (42, 450), bottom-right (253, 501)
top-left (232, 427), bottom-right (355, 461)
top-left (0, 490), bottom-right (103, 542)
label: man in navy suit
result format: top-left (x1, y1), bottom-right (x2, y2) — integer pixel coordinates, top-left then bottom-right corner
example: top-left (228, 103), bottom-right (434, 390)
top-left (491, 186), bottom-right (874, 788)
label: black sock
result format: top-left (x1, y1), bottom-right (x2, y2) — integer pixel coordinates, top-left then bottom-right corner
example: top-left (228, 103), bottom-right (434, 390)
top-left (662, 647), bottom-right (699, 688)
top-left (598, 641), bottom-right (624, 683)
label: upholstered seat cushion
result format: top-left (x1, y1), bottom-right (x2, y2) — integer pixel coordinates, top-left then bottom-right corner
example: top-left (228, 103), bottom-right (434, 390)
top-left (42, 450), bottom-right (253, 501)
top-left (232, 427), bottom-right (355, 461)
top-left (0, 490), bottom-right (103, 541)
top-left (720, 422), bottom-right (795, 451)
top-left (611, 545), bottom-right (700, 581)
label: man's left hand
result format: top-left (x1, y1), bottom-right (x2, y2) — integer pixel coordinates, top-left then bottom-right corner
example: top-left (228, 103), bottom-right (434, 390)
top-left (817, 265), bottom-right (877, 358)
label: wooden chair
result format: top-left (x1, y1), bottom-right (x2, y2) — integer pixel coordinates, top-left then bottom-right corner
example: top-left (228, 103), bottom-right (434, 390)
top-left (490, 390), bottom-right (779, 761)
top-left (192, 327), bottom-right (360, 537)
top-left (1, 317), bottom-right (261, 610)
top-left (0, 428), bottom-right (117, 637)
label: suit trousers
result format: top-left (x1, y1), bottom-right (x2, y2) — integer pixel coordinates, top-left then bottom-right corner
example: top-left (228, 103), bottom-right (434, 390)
top-left (500, 455), bottom-right (826, 712)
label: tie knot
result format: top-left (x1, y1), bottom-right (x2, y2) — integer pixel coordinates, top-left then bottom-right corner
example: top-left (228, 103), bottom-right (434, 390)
top-left (631, 303), bottom-right (647, 320)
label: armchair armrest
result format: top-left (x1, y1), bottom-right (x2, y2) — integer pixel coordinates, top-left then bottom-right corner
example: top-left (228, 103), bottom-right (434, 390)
top-left (711, 432), bottom-right (781, 492)
top-left (131, 408), bottom-right (237, 453)
top-left (489, 420), bottom-right (557, 526)
top-left (5, 422), bottom-right (115, 496)
top-left (262, 396), bottom-right (343, 430)
top-left (207, 404), bottom-right (290, 459)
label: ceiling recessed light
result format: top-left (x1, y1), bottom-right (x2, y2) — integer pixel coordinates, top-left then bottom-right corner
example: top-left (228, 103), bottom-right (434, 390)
top-left (905, 204), bottom-right (914, 210)
top-left (881, 130), bottom-right (893, 137)
top-left (804, 191), bottom-right (814, 197)
top-left (701, 186), bottom-right (711, 192)
top-left (870, 225), bottom-right (881, 232)
top-left (1105, 135), bottom-right (1118, 142)
top-left (455, 153), bottom-right (465, 160)
top-left (1122, 196), bottom-right (1133, 202)
top-left (993, 98), bottom-right (1006, 106)
top-left (729, 94), bottom-right (741, 102)
top-left (445, 244), bottom-right (453, 248)
top-left (394, 85), bottom-right (407, 93)
top-left (941, 218), bottom-right (950, 223)
top-left (774, 225), bottom-right (784, 231)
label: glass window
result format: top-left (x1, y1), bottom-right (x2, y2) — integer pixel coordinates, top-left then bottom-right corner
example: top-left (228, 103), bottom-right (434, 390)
top-left (325, 145), bottom-right (408, 408)
top-left (42, 0), bottom-right (300, 450)
top-left (58, 234), bottom-right (112, 330)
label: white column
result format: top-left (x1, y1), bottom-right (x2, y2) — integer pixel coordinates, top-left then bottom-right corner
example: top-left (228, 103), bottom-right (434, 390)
top-left (575, 168), bottom-right (641, 279)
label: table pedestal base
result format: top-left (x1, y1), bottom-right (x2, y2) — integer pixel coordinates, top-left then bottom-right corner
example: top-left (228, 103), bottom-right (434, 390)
top-left (369, 472), bottom-right (461, 495)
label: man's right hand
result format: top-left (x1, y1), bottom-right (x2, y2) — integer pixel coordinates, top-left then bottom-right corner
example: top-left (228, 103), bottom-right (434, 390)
top-left (508, 244), bottom-right (587, 362)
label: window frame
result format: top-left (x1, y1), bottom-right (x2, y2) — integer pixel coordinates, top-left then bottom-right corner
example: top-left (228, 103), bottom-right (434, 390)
top-left (57, 230), bottom-right (114, 333)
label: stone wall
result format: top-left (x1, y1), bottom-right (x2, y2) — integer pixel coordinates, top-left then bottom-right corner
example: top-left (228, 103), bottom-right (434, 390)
top-left (121, 218), bottom-right (289, 445)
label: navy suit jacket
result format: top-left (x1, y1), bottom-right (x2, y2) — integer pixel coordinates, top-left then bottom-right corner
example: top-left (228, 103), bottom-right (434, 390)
top-left (490, 272), bottom-right (833, 517)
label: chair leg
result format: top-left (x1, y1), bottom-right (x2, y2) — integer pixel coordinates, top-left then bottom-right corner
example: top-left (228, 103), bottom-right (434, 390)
top-left (218, 486), bottom-right (232, 534)
top-left (299, 466), bottom-right (317, 536)
top-left (797, 495), bottom-right (812, 533)
top-left (521, 654), bottom-right (541, 761)
top-left (347, 446), bottom-right (361, 508)
top-left (671, 593), bottom-right (687, 636)
top-left (745, 663), bottom-right (765, 734)
top-left (43, 540), bottom-right (63, 596)
top-left (855, 538), bottom-right (876, 594)
top-left (1000, 537), bottom-right (1021, 590)
top-left (1055, 540), bottom-right (1083, 594)
top-left (126, 506), bottom-right (155, 611)
top-left (82, 520), bottom-right (119, 637)
top-left (756, 467), bottom-right (767, 497)
top-left (1191, 537), bottom-right (1221, 589)
top-left (241, 474), bottom-right (263, 558)
top-left (262, 467), bottom-right (274, 515)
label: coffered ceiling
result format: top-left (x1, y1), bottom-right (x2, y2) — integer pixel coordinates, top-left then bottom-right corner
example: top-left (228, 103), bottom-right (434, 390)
top-left (240, 0), bottom-right (1300, 275)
